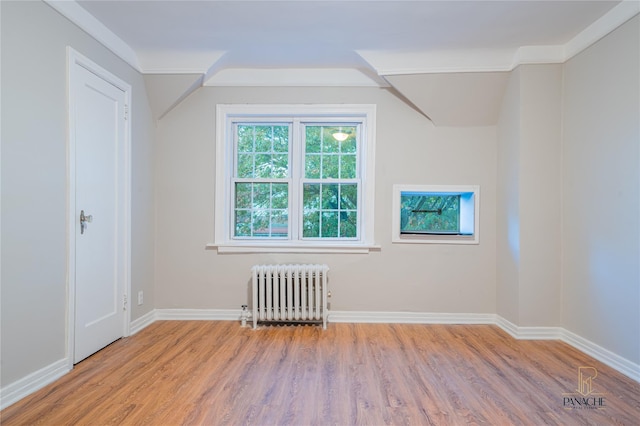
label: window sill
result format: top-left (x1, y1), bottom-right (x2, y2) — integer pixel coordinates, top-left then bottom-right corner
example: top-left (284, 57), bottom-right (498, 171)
top-left (206, 243), bottom-right (382, 254)
top-left (392, 235), bottom-right (479, 245)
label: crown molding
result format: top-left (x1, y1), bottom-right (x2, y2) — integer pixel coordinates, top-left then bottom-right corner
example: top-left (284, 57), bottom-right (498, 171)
top-left (44, 0), bottom-right (141, 72)
top-left (357, 48), bottom-right (517, 75)
top-left (203, 68), bottom-right (382, 87)
top-left (138, 50), bottom-right (227, 75)
top-left (564, 0), bottom-right (640, 60)
top-left (511, 45), bottom-right (566, 68)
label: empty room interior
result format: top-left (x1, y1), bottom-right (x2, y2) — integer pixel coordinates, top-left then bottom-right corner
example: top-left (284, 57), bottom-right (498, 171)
top-left (1, 0), bottom-right (639, 424)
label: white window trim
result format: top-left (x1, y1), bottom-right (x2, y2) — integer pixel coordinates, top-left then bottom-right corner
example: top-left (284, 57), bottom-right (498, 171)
top-left (391, 184), bottom-right (480, 245)
top-left (211, 104), bottom-right (378, 253)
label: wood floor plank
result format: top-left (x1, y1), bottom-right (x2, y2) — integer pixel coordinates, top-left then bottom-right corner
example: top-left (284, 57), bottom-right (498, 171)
top-left (2, 321), bottom-right (639, 425)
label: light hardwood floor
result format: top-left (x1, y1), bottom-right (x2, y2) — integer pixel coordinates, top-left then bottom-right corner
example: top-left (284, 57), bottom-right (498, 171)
top-left (2, 321), bottom-right (639, 425)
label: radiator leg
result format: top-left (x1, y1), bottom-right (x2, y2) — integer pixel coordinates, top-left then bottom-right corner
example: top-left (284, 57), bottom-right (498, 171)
top-left (252, 267), bottom-right (259, 329)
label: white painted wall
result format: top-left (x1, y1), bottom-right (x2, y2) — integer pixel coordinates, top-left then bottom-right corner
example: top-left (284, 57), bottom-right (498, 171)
top-left (562, 15), bottom-right (640, 364)
top-left (154, 86), bottom-right (497, 315)
top-left (0, 0), bottom-right (155, 386)
top-left (519, 64), bottom-right (562, 327)
top-left (496, 67), bottom-right (521, 324)
top-left (496, 64), bottom-right (563, 327)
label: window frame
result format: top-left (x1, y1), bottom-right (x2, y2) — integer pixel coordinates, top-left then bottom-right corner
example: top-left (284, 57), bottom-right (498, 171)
top-left (213, 104), bottom-right (377, 253)
top-left (391, 184), bottom-right (480, 245)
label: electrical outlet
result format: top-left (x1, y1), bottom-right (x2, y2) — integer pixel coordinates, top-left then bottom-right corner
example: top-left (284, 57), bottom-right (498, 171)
top-left (137, 291), bottom-right (143, 306)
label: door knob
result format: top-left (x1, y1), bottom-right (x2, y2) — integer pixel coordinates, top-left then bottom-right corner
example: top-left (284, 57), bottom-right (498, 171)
top-left (80, 210), bottom-right (93, 235)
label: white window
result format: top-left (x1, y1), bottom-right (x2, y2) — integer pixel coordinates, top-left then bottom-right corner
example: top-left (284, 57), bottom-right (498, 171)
top-left (213, 104), bottom-right (376, 253)
top-left (392, 185), bottom-right (480, 244)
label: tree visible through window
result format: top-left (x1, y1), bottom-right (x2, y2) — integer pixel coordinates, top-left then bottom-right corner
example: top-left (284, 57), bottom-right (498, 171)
top-left (232, 121), bottom-right (361, 241)
top-left (234, 124), bottom-right (289, 237)
top-left (400, 194), bottom-right (460, 234)
top-left (302, 125), bottom-right (358, 239)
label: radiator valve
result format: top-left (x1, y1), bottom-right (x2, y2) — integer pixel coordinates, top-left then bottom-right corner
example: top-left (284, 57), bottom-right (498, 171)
top-left (240, 304), bottom-right (249, 327)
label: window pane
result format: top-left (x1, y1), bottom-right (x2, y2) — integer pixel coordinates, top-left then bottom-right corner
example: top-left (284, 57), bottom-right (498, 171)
top-left (235, 210), bottom-right (251, 236)
top-left (303, 211), bottom-right (320, 238)
top-left (303, 184), bottom-right (321, 238)
top-left (303, 183), bottom-right (320, 209)
top-left (270, 210), bottom-right (288, 237)
top-left (341, 133), bottom-right (357, 153)
top-left (235, 183), bottom-right (252, 209)
top-left (400, 193), bottom-right (460, 234)
top-left (253, 183), bottom-right (271, 208)
top-left (326, 125), bottom-right (356, 145)
top-left (237, 154), bottom-right (254, 178)
top-left (271, 183), bottom-right (288, 209)
top-left (306, 127), bottom-right (321, 153)
top-left (321, 184), bottom-right (339, 210)
top-left (273, 126), bottom-right (289, 152)
top-left (340, 211), bottom-right (358, 238)
top-left (252, 212), bottom-right (270, 237)
top-left (322, 155), bottom-right (339, 179)
top-left (272, 154), bottom-right (288, 178)
top-left (340, 184), bottom-right (357, 210)
top-left (237, 125), bottom-right (254, 152)
top-left (323, 131), bottom-right (339, 153)
top-left (321, 211), bottom-right (339, 237)
top-left (305, 154), bottom-right (321, 179)
top-left (254, 154), bottom-right (272, 178)
top-left (340, 154), bottom-right (356, 179)
top-left (254, 126), bottom-right (273, 152)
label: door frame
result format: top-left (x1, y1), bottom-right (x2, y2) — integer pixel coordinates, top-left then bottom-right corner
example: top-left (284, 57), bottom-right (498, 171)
top-left (66, 47), bottom-right (132, 369)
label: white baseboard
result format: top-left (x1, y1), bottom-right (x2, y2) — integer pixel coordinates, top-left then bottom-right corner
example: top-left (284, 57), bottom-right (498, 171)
top-left (156, 308), bottom-right (241, 321)
top-left (494, 316), bottom-right (564, 340)
top-left (142, 310), bottom-right (496, 327)
top-left (129, 309), bottom-right (157, 335)
top-left (330, 310), bottom-right (497, 324)
top-left (561, 328), bottom-right (640, 382)
top-left (494, 316), bottom-right (639, 382)
top-left (0, 358), bottom-right (69, 411)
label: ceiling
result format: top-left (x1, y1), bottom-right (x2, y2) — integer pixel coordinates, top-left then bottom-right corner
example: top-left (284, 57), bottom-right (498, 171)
top-left (74, 0), bottom-right (622, 73)
top-left (49, 0), bottom-right (637, 124)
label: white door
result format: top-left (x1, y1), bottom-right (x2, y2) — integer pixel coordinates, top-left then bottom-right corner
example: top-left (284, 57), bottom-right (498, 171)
top-left (71, 59), bottom-right (128, 363)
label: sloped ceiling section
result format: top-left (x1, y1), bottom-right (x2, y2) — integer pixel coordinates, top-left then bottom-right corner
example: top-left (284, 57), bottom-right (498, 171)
top-left (143, 74), bottom-right (203, 121)
top-left (383, 72), bottom-right (511, 127)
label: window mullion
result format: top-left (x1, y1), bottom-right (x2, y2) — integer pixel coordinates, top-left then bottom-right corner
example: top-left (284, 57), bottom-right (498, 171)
top-left (290, 119), bottom-right (302, 241)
